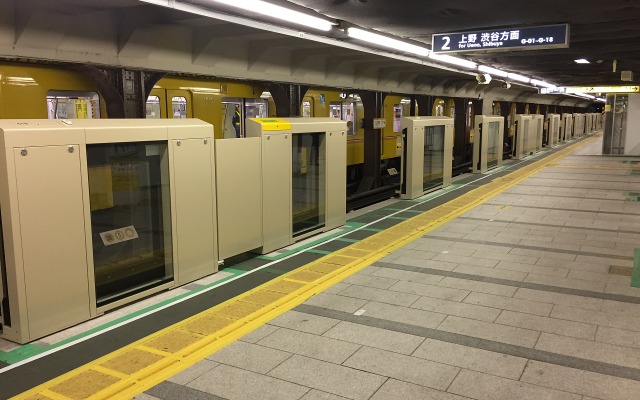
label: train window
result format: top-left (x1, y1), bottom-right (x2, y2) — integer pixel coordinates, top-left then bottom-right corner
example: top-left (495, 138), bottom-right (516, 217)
top-left (434, 100), bottom-right (445, 116)
top-left (245, 98), bottom-right (268, 119)
top-left (302, 101), bottom-right (312, 117)
top-left (86, 141), bottom-right (173, 306)
top-left (172, 97), bottom-right (187, 118)
top-left (292, 132), bottom-right (325, 237)
top-left (330, 102), bottom-right (356, 136)
top-left (146, 96), bottom-right (161, 119)
top-left (47, 90), bottom-right (101, 119)
top-left (393, 105), bottom-right (403, 132)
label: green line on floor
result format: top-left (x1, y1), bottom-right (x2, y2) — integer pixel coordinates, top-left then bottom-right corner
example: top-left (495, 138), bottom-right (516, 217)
top-left (0, 266), bottom-right (249, 365)
top-left (307, 249), bottom-right (332, 255)
top-left (631, 248), bottom-right (640, 288)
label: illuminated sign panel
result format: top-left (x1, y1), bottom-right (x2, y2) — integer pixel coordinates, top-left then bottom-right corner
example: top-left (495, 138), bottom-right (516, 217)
top-left (432, 24), bottom-right (569, 53)
top-left (540, 86), bottom-right (640, 94)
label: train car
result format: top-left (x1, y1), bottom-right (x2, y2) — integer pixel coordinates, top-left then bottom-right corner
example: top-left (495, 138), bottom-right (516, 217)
top-left (146, 76), bottom-right (275, 139)
top-left (0, 62), bottom-right (106, 119)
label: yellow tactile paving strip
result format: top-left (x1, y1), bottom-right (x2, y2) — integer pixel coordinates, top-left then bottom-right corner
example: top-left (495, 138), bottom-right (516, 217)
top-left (12, 136), bottom-right (597, 400)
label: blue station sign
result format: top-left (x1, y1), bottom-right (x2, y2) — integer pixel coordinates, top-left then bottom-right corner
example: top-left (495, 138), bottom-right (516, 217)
top-left (432, 24), bottom-right (569, 54)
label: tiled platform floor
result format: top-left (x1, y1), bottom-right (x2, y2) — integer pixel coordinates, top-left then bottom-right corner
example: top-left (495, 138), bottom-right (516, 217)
top-left (136, 143), bottom-right (640, 400)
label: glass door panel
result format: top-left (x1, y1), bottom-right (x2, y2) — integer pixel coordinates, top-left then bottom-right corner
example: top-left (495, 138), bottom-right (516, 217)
top-left (423, 125), bottom-right (445, 191)
top-left (523, 119), bottom-right (530, 155)
top-left (87, 142), bottom-right (173, 306)
top-left (487, 121), bottom-right (500, 167)
top-left (146, 95), bottom-right (161, 119)
top-left (292, 132), bottom-right (326, 236)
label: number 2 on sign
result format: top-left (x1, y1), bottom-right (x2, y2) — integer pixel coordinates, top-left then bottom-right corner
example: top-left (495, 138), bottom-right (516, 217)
top-left (442, 36), bottom-right (451, 50)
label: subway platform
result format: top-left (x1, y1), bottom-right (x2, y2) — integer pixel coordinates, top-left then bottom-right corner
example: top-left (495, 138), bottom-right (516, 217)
top-left (6, 131), bottom-right (640, 400)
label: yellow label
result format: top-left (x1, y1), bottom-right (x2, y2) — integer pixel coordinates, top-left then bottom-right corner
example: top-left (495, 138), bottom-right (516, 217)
top-left (75, 100), bottom-right (88, 119)
top-left (251, 118), bottom-right (292, 131)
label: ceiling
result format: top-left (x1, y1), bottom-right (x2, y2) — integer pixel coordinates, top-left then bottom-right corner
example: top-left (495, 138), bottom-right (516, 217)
top-left (286, 0), bottom-right (640, 87)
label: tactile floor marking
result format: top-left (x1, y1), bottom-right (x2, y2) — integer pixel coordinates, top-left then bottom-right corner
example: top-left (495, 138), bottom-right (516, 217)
top-left (49, 370), bottom-right (120, 400)
top-left (11, 135), bottom-right (597, 400)
top-left (99, 349), bottom-right (165, 376)
top-left (307, 262), bottom-right (346, 274)
top-left (242, 290), bottom-right (288, 306)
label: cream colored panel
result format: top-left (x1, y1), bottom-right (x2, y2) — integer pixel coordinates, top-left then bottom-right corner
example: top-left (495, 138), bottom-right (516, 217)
top-left (14, 145), bottom-right (90, 341)
top-left (172, 138), bottom-right (217, 285)
top-left (215, 138), bottom-right (262, 259)
top-left (325, 130), bottom-right (346, 230)
top-left (262, 133), bottom-right (292, 253)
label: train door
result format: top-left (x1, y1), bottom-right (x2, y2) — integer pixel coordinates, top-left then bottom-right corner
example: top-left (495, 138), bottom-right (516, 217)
top-left (168, 90), bottom-right (191, 119)
top-left (46, 90), bottom-right (101, 119)
top-left (433, 98), bottom-right (446, 116)
top-left (302, 98), bottom-right (313, 117)
top-left (221, 97), bottom-right (268, 138)
top-left (330, 101), bottom-right (356, 136)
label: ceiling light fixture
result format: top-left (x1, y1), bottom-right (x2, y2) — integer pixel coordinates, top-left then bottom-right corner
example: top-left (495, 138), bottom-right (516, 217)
top-left (213, 0), bottom-right (334, 31)
top-left (346, 27), bottom-right (429, 56)
top-left (478, 65), bottom-right (508, 77)
top-left (574, 58), bottom-right (590, 64)
top-left (428, 53), bottom-right (477, 69)
top-left (506, 72), bottom-right (531, 83)
top-left (530, 79), bottom-right (556, 88)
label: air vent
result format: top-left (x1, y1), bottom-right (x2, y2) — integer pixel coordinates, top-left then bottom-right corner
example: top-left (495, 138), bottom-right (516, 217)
top-left (621, 70), bottom-right (633, 81)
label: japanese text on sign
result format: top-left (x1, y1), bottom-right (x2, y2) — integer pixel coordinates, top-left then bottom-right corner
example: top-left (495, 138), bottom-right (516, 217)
top-left (432, 24), bottom-right (569, 54)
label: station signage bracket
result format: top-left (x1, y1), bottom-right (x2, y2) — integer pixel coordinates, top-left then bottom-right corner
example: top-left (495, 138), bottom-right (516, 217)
top-left (432, 24), bottom-right (569, 54)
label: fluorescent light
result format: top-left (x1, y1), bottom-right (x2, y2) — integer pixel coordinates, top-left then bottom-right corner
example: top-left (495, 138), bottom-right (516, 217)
top-left (428, 53), bottom-right (477, 69)
top-left (213, 0), bottom-right (334, 31)
top-left (530, 79), bottom-right (556, 88)
top-left (347, 27), bottom-right (429, 56)
top-left (506, 72), bottom-right (530, 83)
top-left (578, 93), bottom-right (596, 99)
top-left (574, 58), bottom-right (590, 64)
top-left (478, 65), bottom-right (508, 77)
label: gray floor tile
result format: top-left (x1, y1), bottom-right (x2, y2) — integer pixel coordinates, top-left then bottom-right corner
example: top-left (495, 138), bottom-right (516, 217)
top-left (300, 389), bottom-right (350, 400)
top-left (257, 327), bottom-right (361, 364)
top-left (207, 340), bottom-right (291, 374)
top-left (433, 253), bottom-right (499, 268)
top-left (360, 301), bottom-right (447, 328)
top-left (521, 360), bottom-right (640, 400)
top-left (600, 299), bottom-right (640, 318)
top-left (513, 288), bottom-right (603, 311)
top-left (133, 394), bottom-right (161, 400)
top-left (337, 284), bottom-right (420, 306)
top-left (496, 310), bottom-right (597, 340)
top-left (495, 260), bottom-right (569, 277)
top-left (437, 316), bottom-right (540, 348)
top-left (411, 338), bottom-right (527, 380)
top-left (147, 381), bottom-right (227, 400)
top-left (323, 321), bottom-right (424, 355)
top-left (411, 296), bottom-right (501, 322)
top-left (269, 310), bottom-right (341, 335)
top-left (524, 274), bottom-right (605, 292)
top-left (369, 379), bottom-right (470, 400)
top-left (463, 292), bottom-right (553, 317)
top-left (303, 293), bottom-right (369, 313)
top-left (238, 324), bottom-right (280, 343)
top-left (436, 276), bottom-right (518, 297)
top-left (323, 282), bottom-right (351, 294)
top-left (268, 355), bottom-right (386, 400)
top-left (342, 274), bottom-right (399, 289)
top-left (453, 264), bottom-right (528, 281)
top-left (167, 359), bottom-right (219, 385)
top-left (371, 268), bottom-right (445, 286)
top-left (551, 304), bottom-right (640, 331)
top-left (535, 332), bottom-right (640, 369)
top-left (188, 364), bottom-right (308, 400)
top-left (447, 369), bottom-right (581, 400)
top-left (343, 346), bottom-right (459, 390)
top-left (388, 280), bottom-right (470, 302)
top-left (393, 256), bottom-right (459, 271)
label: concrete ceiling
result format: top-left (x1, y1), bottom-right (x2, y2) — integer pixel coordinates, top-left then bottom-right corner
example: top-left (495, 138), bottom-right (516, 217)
top-left (287, 0), bottom-right (640, 86)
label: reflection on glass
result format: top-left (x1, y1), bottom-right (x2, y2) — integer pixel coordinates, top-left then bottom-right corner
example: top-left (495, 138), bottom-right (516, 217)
top-left (423, 125), bottom-right (445, 191)
top-left (146, 95), bottom-right (161, 119)
top-left (47, 90), bottom-right (101, 119)
top-left (292, 132), bottom-right (325, 236)
top-left (487, 121), bottom-right (500, 167)
top-left (87, 142), bottom-right (172, 306)
top-left (172, 97), bottom-right (187, 118)
top-left (393, 105), bottom-right (402, 132)
top-left (522, 119), bottom-right (530, 155)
